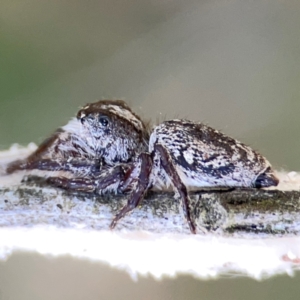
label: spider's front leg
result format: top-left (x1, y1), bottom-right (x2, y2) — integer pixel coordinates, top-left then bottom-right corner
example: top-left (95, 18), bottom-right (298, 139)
top-left (110, 153), bottom-right (153, 229)
top-left (47, 164), bottom-right (132, 194)
top-left (7, 158), bottom-right (102, 175)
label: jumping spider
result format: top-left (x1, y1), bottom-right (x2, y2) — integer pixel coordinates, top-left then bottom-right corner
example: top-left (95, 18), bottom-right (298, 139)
top-left (7, 99), bottom-right (279, 234)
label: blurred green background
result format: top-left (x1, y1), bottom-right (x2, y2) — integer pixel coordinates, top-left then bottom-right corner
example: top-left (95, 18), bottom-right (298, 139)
top-left (1, 0), bottom-right (300, 299)
top-left (1, 0), bottom-right (300, 170)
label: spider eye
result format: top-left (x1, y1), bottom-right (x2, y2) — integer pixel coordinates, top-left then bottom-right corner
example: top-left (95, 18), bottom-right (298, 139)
top-left (99, 115), bottom-right (109, 127)
top-left (80, 114), bottom-right (93, 124)
top-left (80, 116), bottom-right (87, 124)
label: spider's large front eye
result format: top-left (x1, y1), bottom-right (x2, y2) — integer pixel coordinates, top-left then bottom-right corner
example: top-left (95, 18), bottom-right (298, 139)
top-left (99, 115), bottom-right (109, 127)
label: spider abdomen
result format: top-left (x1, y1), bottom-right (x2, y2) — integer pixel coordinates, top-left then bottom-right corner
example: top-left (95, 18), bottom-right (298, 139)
top-left (149, 119), bottom-right (278, 189)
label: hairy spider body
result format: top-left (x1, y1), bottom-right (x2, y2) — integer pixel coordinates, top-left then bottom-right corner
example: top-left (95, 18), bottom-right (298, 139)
top-left (6, 100), bottom-right (279, 234)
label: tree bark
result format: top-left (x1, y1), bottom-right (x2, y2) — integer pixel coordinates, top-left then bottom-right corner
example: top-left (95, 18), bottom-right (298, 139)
top-left (1, 177), bottom-right (299, 236)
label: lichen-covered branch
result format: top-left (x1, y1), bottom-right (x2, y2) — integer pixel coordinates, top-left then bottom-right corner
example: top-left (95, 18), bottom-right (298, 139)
top-left (1, 177), bottom-right (300, 237)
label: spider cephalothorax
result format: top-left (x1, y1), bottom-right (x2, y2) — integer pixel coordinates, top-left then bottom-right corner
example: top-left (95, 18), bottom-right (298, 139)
top-left (6, 100), bottom-right (279, 234)
top-left (6, 100), bottom-right (149, 192)
top-left (75, 100), bottom-right (149, 164)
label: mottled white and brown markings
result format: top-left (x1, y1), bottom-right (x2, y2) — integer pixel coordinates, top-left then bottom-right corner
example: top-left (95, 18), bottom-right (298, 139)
top-left (6, 100), bottom-right (279, 233)
top-left (149, 120), bottom-right (271, 189)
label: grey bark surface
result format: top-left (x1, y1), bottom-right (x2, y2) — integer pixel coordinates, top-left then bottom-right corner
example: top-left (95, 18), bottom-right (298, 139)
top-left (1, 177), bottom-right (299, 237)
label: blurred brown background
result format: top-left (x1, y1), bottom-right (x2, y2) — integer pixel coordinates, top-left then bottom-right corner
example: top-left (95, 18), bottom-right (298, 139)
top-left (1, 0), bottom-right (300, 299)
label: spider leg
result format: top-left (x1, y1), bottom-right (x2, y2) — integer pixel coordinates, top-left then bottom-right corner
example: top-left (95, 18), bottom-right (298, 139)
top-left (47, 176), bottom-right (95, 192)
top-left (47, 164), bottom-right (129, 194)
top-left (6, 130), bottom-right (64, 174)
top-left (154, 143), bottom-right (197, 234)
top-left (6, 159), bottom-right (31, 174)
top-left (7, 158), bottom-right (102, 175)
top-left (110, 153), bottom-right (152, 229)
